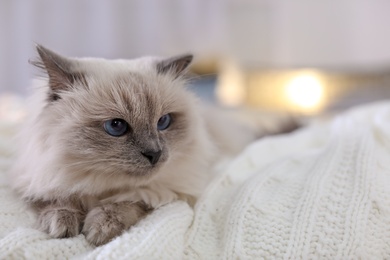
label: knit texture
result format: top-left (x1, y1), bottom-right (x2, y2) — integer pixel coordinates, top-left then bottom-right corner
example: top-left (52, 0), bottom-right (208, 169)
top-left (1, 100), bottom-right (390, 259)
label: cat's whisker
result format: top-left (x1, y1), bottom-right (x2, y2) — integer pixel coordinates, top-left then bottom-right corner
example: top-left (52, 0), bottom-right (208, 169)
top-left (186, 73), bottom-right (217, 83)
top-left (188, 72), bottom-right (217, 79)
top-left (63, 158), bottom-right (134, 169)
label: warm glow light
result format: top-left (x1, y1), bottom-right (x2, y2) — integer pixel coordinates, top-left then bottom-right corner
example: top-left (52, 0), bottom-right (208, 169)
top-left (216, 60), bottom-right (246, 106)
top-left (285, 73), bottom-right (323, 110)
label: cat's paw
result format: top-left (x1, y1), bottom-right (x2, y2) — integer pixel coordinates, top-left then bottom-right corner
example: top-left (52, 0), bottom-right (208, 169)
top-left (82, 202), bottom-right (148, 246)
top-left (82, 204), bottom-right (126, 246)
top-left (37, 207), bottom-right (83, 238)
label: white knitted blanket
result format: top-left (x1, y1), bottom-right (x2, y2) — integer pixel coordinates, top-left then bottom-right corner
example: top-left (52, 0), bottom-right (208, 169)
top-left (1, 99), bottom-right (390, 259)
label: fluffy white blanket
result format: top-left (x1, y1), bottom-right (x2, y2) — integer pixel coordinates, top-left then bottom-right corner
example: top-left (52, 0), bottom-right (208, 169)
top-left (1, 99), bottom-right (390, 259)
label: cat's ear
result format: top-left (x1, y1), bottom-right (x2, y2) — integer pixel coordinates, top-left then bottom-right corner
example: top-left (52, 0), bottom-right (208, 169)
top-left (31, 45), bottom-right (86, 101)
top-left (156, 54), bottom-right (193, 77)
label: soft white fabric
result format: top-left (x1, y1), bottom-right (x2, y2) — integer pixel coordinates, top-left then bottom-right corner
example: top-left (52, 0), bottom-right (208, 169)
top-left (1, 100), bottom-right (390, 259)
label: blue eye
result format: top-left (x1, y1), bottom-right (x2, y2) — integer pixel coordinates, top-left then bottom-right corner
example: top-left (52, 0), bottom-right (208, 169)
top-left (104, 119), bottom-right (128, 136)
top-left (157, 114), bottom-right (171, 131)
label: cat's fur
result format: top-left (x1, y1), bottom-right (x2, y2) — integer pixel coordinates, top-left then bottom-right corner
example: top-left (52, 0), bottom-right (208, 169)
top-left (9, 45), bottom-right (297, 246)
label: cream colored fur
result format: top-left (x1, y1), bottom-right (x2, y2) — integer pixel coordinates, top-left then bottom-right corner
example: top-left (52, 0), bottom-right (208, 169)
top-left (9, 48), bottom-right (296, 245)
top-left (12, 54), bottom-right (253, 207)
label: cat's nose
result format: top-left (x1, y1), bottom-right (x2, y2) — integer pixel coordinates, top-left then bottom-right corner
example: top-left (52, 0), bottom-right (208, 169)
top-left (141, 149), bottom-right (162, 165)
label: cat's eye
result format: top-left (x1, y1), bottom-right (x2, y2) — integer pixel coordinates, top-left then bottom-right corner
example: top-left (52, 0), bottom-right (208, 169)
top-left (157, 114), bottom-right (171, 131)
top-left (104, 119), bottom-right (129, 136)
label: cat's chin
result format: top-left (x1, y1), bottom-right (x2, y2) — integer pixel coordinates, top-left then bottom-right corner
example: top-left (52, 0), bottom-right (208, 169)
top-left (122, 164), bottom-right (164, 179)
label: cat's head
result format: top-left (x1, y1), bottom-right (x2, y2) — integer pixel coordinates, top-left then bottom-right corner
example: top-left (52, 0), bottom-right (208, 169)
top-left (33, 45), bottom-right (201, 186)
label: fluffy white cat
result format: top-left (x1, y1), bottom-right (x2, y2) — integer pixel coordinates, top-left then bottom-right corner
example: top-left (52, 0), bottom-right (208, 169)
top-left (9, 45), bottom-right (297, 246)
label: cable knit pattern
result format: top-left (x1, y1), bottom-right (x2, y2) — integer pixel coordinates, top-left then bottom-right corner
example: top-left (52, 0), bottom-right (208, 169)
top-left (1, 100), bottom-right (390, 259)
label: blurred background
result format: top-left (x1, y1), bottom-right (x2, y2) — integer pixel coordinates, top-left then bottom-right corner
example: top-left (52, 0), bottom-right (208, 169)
top-left (1, 0), bottom-right (390, 117)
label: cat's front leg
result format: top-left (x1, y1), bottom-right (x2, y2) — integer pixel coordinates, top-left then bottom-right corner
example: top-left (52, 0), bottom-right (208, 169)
top-left (32, 198), bottom-right (86, 238)
top-left (82, 201), bottom-right (151, 246)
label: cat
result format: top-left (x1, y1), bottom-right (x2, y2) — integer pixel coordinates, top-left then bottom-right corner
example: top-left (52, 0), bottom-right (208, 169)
top-left (9, 45), bottom-right (298, 246)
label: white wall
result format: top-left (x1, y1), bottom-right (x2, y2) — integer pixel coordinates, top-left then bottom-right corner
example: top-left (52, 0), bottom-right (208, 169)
top-left (1, 0), bottom-right (390, 95)
top-left (271, 1), bottom-right (390, 68)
